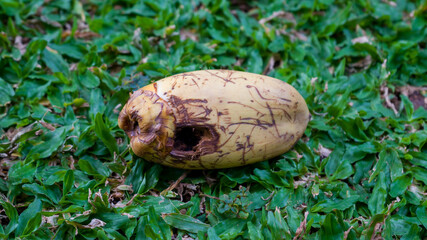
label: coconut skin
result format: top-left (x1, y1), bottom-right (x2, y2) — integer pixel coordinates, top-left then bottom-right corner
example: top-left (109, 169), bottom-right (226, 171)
top-left (118, 70), bottom-right (310, 169)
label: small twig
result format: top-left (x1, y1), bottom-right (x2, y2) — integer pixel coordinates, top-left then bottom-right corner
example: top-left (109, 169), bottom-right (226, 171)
top-left (343, 226), bottom-right (354, 240)
top-left (381, 85), bottom-right (398, 115)
top-left (199, 193), bottom-right (221, 200)
top-left (312, 111), bottom-right (328, 117)
top-left (261, 190), bottom-right (275, 201)
top-left (40, 120), bottom-right (56, 131)
top-left (262, 56), bottom-right (276, 75)
top-left (160, 170), bottom-right (190, 195)
top-left (69, 156), bottom-right (76, 170)
top-left (10, 122), bottom-right (36, 144)
top-left (125, 193), bottom-right (140, 206)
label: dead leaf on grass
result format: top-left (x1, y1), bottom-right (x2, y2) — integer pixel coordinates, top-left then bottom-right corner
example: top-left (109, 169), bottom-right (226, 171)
top-left (14, 36), bottom-right (27, 56)
top-left (348, 55), bottom-right (372, 71)
top-left (397, 85), bottom-right (427, 110)
top-left (313, 144), bottom-right (332, 159)
top-left (343, 226), bottom-right (354, 240)
top-left (293, 211), bottom-right (309, 240)
top-left (380, 84), bottom-right (398, 115)
top-left (259, 11), bottom-right (296, 25)
top-left (351, 36), bottom-right (371, 44)
top-left (82, 218), bottom-right (106, 229)
top-left (180, 29), bottom-right (198, 42)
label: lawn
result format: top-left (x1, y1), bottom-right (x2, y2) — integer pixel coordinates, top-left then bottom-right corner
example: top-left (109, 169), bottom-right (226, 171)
top-left (0, 0), bottom-right (426, 239)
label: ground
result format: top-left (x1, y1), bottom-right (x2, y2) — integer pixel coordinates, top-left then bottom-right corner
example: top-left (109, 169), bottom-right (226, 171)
top-left (0, 0), bottom-right (426, 239)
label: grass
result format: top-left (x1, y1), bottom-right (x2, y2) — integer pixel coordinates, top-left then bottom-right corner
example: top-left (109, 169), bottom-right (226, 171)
top-left (0, 0), bottom-right (426, 239)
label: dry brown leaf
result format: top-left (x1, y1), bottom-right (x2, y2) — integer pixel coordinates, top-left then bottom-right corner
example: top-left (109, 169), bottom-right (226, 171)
top-left (382, 0), bottom-right (397, 7)
top-left (293, 211), bottom-right (309, 240)
top-left (348, 55), bottom-right (372, 70)
top-left (262, 56), bottom-right (276, 75)
top-left (10, 122), bottom-right (36, 144)
top-left (82, 218), bottom-right (106, 229)
top-left (180, 29), bottom-right (198, 41)
top-left (14, 36), bottom-right (27, 56)
top-left (40, 120), bottom-right (56, 131)
top-left (397, 85), bottom-right (427, 110)
top-left (314, 144), bottom-right (332, 159)
top-left (259, 11), bottom-right (296, 25)
top-left (343, 226), bottom-right (354, 240)
top-left (351, 36), bottom-right (370, 44)
top-left (380, 84), bottom-right (398, 115)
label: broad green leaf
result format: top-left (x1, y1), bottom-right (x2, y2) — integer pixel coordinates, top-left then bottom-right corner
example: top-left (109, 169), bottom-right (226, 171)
top-left (22, 183), bottom-right (61, 204)
top-left (390, 173), bottom-right (412, 197)
top-left (252, 169), bottom-right (290, 189)
top-left (0, 77), bottom-right (14, 105)
top-left (247, 222), bottom-right (264, 240)
top-left (267, 209), bottom-right (291, 239)
top-left (15, 79), bottom-right (50, 100)
top-left (0, 0), bottom-right (21, 16)
top-left (138, 164), bottom-right (161, 194)
top-left (0, 199), bottom-right (18, 234)
top-left (21, 212), bottom-right (42, 237)
top-left (383, 216), bottom-right (392, 239)
top-left (22, 55), bottom-right (39, 78)
top-left (89, 89), bottom-right (105, 119)
top-left (16, 198), bottom-right (42, 237)
top-left (213, 218), bottom-right (247, 239)
top-left (49, 42), bottom-right (86, 59)
top-left (368, 172), bottom-right (387, 215)
top-left (26, 126), bottom-right (68, 162)
top-left (146, 206), bottom-right (171, 240)
top-left (94, 113), bottom-right (118, 156)
top-left (325, 142), bottom-right (354, 180)
top-left (79, 70), bottom-right (100, 88)
top-left (42, 205), bottom-right (84, 216)
top-left (337, 117), bottom-right (369, 142)
top-left (135, 217), bottom-right (149, 240)
top-left (144, 223), bottom-right (162, 239)
top-left (41, 48), bottom-right (70, 76)
top-left (247, 49), bottom-right (263, 74)
top-left (162, 213), bottom-right (210, 233)
top-left (327, 89), bottom-right (350, 118)
top-left (415, 207), bottom-right (427, 230)
top-left (269, 188), bottom-right (291, 209)
top-left (311, 195), bottom-right (359, 213)
top-left (343, 141), bottom-right (381, 163)
top-left (331, 159), bottom-right (354, 180)
top-left (400, 94), bottom-right (414, 120)
top-left (26, 39), bottom-right (47, 55)
top-left (62, 170), bottom-right (74, 199)
top-left (207, 228), bottom-right (221, 240)
top-left (8, 162), bottom-right (36, 185)
top-left (365, 214), bottom-right (385, 239)
top-left (401, 224), bottom-right (421, 240)
top-left (78, 156), bottom-right (111, 177)
top-left (286, 206), bottom-right (300, 234)
top-left (318, 213), bottom-right (343, 239)
top-left (370, 148), bottom-right (401, 183)
top-left (383, 148), bottom-right (404, 181)
top-left (97, 229), bottom-right (110, 240)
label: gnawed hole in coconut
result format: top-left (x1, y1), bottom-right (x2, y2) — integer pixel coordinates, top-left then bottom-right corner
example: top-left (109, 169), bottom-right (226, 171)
top-left (173, 126), bottom-right (212, 152)
top-left (128, 119), bottom-right (140, 137)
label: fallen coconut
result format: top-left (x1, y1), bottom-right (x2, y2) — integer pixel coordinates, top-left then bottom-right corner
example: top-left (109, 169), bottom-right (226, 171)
top-left (118, 70), bottom-right (310, 169)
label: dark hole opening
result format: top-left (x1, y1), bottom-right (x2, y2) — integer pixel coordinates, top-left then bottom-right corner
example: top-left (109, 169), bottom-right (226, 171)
top-left (173, 126), bottom-right (211, 152)
top-left (128, 119), bottom-right (140, 137)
